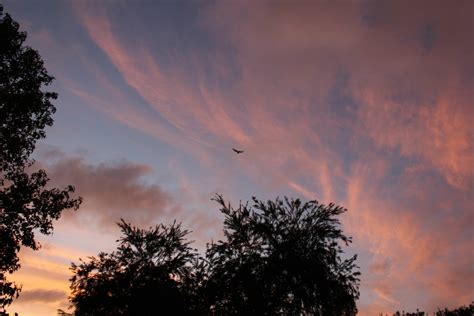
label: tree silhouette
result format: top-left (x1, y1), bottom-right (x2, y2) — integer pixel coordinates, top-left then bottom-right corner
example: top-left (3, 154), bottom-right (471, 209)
top-left (69, 220), bottom-right (201, 316)
top-left (0, 11), bottom-right (82, 309)
top-left (69, 195), bottom-right (360, 315)
top-left (203, 195), bottom-right (360, 315)
top-left (435, 302), bottom-right (474, 316)
top-left (392, 302), bottom-right (474, 316)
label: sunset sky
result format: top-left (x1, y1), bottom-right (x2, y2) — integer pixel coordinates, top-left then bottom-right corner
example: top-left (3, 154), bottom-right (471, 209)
top-left (4, 1), bottom-right (473, 315)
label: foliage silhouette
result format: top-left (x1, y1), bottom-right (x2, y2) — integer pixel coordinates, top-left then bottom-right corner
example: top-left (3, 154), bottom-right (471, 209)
top-left (392, 302), bottom-right (474, 316)
top-left (69, 220), bottom-right (201, 316)
top-left (434, 302), bottom-right (474, 316)
top-left (203, 195), bottom-right (360, 315)
top-left (69, 195), bottom-right (359, 315)
top-left (0, 11), bottom-right (82, 309)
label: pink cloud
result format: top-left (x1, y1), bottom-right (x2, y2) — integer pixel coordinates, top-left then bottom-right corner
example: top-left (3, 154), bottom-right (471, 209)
top-left (72, 4), bottom-right (342, 209)
top-left (344, 159), bottom-right (473, 313)
top-left (202, 0), bottom-right (474, 190)
top-left (355, 90), bottom-right (474, 190)
top-left (75, 6), bottom-right (251, 151)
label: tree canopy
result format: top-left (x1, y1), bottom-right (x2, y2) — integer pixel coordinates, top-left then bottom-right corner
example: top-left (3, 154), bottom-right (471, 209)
top-left (69, 220), bottom-right (201, 316)
top-left (69, 195), bottom-right (360, 315)
top-left (203, 195), bottom-right (360, 315)
top-left (0, 12), bottom-right (82, 309)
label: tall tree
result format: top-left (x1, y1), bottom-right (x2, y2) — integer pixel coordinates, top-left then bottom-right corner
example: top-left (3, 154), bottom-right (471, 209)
top-left (0, 11), bottom-right (82, 309)
top-left (69, 220), bottom-right (201, 315)
top-left (203, 195), bottom-right (360, 315)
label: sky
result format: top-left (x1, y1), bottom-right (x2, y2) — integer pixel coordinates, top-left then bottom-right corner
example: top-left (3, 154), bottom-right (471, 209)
top-left (3, 0), bottom-right (474, 314)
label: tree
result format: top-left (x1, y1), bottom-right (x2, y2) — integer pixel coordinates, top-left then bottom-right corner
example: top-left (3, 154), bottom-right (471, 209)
top-left (435, 302), bottom-right (474, 316)
top-left (69, 195), bottom-right (360, 315)
top-left (203, 195), bottom-right (360, 315)
top-left (392, 302), bottom-right (474, 316)
top-left (0, 11), bottom-right (82, 309)
top-left (69, 220), bottom-right (201, 315)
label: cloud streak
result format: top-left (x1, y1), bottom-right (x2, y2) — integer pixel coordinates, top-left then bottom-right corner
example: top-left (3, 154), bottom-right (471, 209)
top-left (16, 289), bottom-right (67, 303)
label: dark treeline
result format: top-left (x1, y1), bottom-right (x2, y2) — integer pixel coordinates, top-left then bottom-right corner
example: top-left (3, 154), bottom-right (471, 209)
top-left (388, 302), bottom-right (474, 316)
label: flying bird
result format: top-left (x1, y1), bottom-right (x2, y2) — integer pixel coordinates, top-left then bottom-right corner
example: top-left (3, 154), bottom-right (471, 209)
top-left (232, 148), bottom-right (244, 154)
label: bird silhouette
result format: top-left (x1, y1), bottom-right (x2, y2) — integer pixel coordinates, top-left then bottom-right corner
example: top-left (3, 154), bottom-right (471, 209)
top-left (232, 148), bottom-right (244, 154)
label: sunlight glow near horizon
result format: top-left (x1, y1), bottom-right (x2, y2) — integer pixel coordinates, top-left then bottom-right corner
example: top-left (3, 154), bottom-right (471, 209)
top-left (4, 0), bottom-right (474, 315)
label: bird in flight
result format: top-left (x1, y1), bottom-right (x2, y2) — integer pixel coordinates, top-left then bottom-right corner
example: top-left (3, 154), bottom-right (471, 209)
top-left (232, 148), bottom-right (244, 154)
